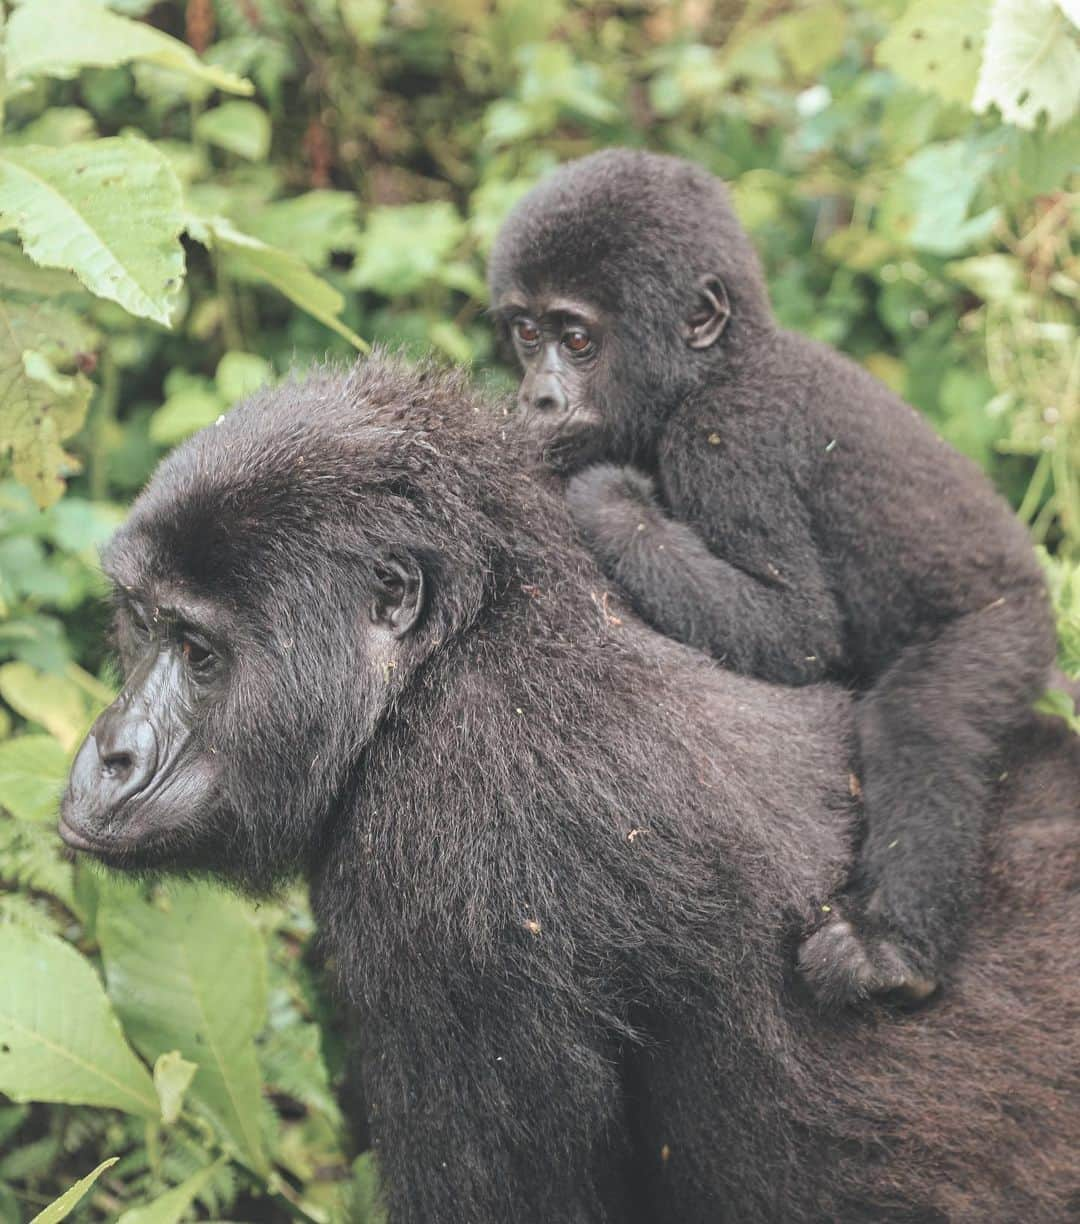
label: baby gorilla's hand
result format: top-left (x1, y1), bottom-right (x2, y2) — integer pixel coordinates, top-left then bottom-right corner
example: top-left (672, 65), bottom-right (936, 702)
top-left (566, 464), bottom-right (656, 513)
top-left (797, 909), bottom-right (939, 1008)
top-left (565, 465), bottom-right (658, 552)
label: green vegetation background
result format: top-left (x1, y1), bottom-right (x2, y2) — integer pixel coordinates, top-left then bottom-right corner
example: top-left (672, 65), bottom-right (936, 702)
top-left (0, 0), bottom-right (1077, 1220)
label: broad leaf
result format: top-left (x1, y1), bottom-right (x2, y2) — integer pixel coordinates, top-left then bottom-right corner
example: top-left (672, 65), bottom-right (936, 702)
top-left (6, 0), bottom-right (253, 96)
top-left (775, 2), bottom-right (847, 77)
top-left (0, 662), bottom-right (91, 750)
top-left (30, 1157), bottom-right (118, 1224)
top-left (0, 925), bottom-right (158, 1119)
top-left (0, 735), bottom-right (69, 822)
top-left (243, 190), bottom-right (362, 268)
top-left (880, 140), bottom-right (1001, 256)
top-left (98, 883), bottom-right (271, 1175)
top-left (0, 285), bottom-right (98, 505)
top-left (351, 202), bottom-right (466, 296)
top-left (0, 139), bottom-right (185, 326)
top-left (876, 0), bottom-right (990, 104)
top-left (191, 214), bottom-right (367, 351)
top-left (215, 351), bottom-right (274, 402)
top-left (973, 0), bottom-right (1080, 130)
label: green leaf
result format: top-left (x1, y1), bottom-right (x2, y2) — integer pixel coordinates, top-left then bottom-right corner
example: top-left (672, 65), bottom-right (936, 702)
top-left (350, 1152), bottom-right (388, 1224)
top-left (989, 116), bottom-right (1080, 203)
top-left (775, 2), bottom-right (848, 77)
top-left (192, 214), bottom-right (367, 351)
top-left (6, 0), bottom-right (253, 96)
top-left (0, 735), bottom-right (69, 822)
top-left (30, 1157), bottom-right (119, 1224)
top-left (351, 203), bottom-right (467, 296)
top-left (0, 662), bottom-right (90, 751)
top-left (973, 0), bottom-right (1080, 130)
top-left (0, 819), bottom-right (78, 913)
top-left (1034, 687), bottom-right (1080, 733)
top-left (5, 107), bottom-right (98, 149)
top-left (195, 101), bottom-right (271, 161)
top-left (148, 381), bottom-right (225, 447)
top-left (243, 191), bottom-right (362, 268)
top-left (215, 351), bottom-right (273, 403)
top-left (115, 1160), bottom-right (224, 1224)
top-left (0, 139), bottom-right (185, 326)
top-left (98, 883), bottom-right (271, 1175)
top-left (876, 0), bottom-right (990, 103)
top-left (946, 253), bottom-right (1024, 301)
top-left (0, 348), bottom-right (92, 508)
top-left (153, 1050), bottom-right (198, 1125)
top-left (0, 245), bottom-right (83, 297)
top-left (880, 139), bottom-right (1000, 255)
top-left (0, 924), bottom-right (158, 1118)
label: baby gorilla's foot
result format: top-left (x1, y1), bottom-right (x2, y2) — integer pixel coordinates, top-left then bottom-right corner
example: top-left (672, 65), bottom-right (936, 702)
top-left (797, 911), bottom-right (939, 1008)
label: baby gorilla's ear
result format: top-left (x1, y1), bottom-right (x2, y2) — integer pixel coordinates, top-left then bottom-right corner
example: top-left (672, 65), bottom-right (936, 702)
top-left (370, 554), bottom-right (427, 638)
top-left (683, 275), bottom-right (731, 349)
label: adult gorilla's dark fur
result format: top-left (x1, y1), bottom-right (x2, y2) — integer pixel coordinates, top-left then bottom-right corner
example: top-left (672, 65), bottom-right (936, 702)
top-left (62, 360), bottom-right (1079, 1223)
top-left (489, 149), bottom-right (1058, 1005)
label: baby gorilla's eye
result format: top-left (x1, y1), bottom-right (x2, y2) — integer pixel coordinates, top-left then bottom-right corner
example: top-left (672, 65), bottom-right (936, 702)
top-left (515, 318), bottom-right (541, 344)
top-left (563, 329), bottom-right (591, 354)
top-left (180, 632), bottom-right (214, 668)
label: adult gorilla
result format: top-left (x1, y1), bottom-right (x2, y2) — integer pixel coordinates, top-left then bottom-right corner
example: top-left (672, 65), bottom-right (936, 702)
top-left (61, 358), bottom-right (1079, 1223)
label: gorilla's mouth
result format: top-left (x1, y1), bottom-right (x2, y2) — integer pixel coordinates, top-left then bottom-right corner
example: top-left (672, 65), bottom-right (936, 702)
top-left (57, 811), bottom-right (174, 866)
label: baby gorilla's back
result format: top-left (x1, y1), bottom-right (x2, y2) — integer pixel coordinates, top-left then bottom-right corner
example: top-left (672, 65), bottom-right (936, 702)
top-left (490, 148), bottom-right (1058, 1007)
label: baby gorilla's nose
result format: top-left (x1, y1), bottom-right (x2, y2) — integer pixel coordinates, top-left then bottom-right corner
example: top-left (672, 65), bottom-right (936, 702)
top-left (528, 372), bottom-right (568, 414)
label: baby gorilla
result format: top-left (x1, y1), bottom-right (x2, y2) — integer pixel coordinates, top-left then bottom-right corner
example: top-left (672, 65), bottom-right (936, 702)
top-left (489, 149), bottom-right (1057, 1006)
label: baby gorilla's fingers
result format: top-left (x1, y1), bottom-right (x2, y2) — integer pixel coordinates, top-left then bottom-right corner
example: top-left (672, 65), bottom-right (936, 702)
top-left (797, 911), bottom-right (939, 1009)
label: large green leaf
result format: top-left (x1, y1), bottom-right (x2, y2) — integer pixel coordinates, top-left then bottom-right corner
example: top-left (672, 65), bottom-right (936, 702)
top-left (6, 0), bottom-right (253, 96)
top-left (973, 0), bottom-right (1080, 130)
top-left (191, 214), bottom-right (367, 351)
top-left (0, 735), bottom-right (69, 822)
top-left (0, 925), bottom-right (158, 1119)
top-left (0, 662), bottom-right (91, 750)
top-left (0, 274), bottom-right (98, 505)
top-left (879, 140), bottom-right (1001, 256)
top-left (350, 202), bottom-right (466, 296)
top-left (243, 190), bottom-right (362, 268)
top-left (876, 0), bottom-right (990, 104)
top-left (30, 1157), bottom-right (118, 1224)
top-left (0, 139), bottom-right (185, 326)
top-left (98, 883), bottom-right (271, 1175)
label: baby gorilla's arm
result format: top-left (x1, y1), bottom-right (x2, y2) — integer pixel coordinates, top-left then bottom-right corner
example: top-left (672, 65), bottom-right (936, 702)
top-left (565, 463), bottom-right (844, 685)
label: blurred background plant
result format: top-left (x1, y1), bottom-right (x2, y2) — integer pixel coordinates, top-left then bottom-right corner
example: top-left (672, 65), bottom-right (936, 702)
top-left (0, 0), bottom-right (1077, 1219)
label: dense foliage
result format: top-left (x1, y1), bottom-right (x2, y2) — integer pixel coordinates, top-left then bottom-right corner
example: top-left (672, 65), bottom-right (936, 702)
top-left (0, 0), bottom-right (1077, 1219)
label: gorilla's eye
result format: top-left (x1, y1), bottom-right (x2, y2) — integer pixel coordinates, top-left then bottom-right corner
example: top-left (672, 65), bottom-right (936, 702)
top-left (180, 631), bottom-right (214, 669)
top-left (129, 605), bottom-right (152, 638)
top-left (514, 318), bottom-right (540, 345)
top-left (563, 329), bottom-right (591, 354)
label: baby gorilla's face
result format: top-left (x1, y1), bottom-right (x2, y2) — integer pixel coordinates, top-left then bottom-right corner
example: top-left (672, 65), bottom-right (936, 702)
top-left (496, 291), bottom-right (610, 473)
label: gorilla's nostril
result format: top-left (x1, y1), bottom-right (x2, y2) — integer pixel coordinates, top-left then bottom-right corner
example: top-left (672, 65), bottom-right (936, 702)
top-left (102, 751), bottom-right (134, 777)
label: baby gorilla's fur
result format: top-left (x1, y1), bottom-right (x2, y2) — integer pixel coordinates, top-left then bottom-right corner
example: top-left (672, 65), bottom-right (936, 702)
top-left (489, 149), bottom-right (1058, 1004)
top-left (65, 359), bottom-right (1079, 1223)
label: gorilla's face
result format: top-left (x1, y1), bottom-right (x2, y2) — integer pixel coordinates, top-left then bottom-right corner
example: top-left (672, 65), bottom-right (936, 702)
top-left (60, 520), bottom-right (428, 891)
top-left (494, 274), bottom-right (730, 475)
top-left (496, 290), bottom-right (609, 473)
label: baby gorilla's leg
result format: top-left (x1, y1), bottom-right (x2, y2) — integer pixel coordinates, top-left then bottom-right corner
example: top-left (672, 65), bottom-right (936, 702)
top-left (798, 595), bottom-right (1052, 1007)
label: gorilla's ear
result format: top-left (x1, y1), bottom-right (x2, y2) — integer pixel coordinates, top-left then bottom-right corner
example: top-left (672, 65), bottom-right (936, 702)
top-left (684, 275), bottom-right (731, 349)
top-left (370, 554), bottom-right (426, 638)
